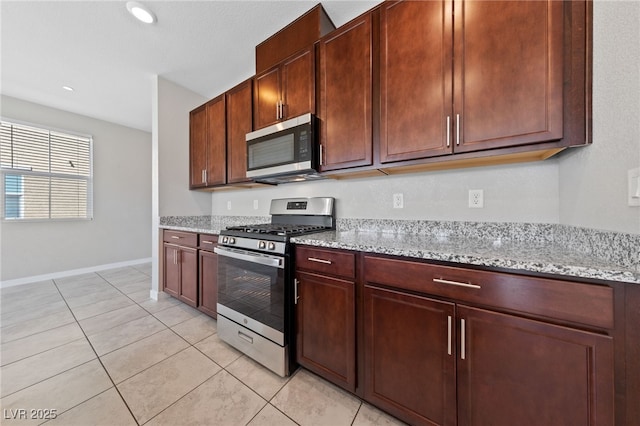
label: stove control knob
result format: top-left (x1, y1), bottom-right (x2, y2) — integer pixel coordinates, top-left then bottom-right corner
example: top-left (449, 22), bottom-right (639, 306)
top-left (258, 241), bottom-right (266, 249)
top-left (222, 236), bottom-right (228, 244)
top-left (228, 238), bottom-right (236, 244)
top-left (268, 242), bottom-right (276, 251)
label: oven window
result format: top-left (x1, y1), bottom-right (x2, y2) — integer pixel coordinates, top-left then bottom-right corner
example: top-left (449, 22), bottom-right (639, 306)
top-left (217, 255), bottom-right (285, 333)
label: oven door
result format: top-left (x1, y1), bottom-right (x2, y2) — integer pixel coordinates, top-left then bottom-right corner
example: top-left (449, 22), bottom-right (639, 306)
top-left (214, 246), bottom-right (287, 346)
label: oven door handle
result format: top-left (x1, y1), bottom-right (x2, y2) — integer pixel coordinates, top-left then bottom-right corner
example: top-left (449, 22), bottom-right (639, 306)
top-left (214, 246), bottom-right (284, 269)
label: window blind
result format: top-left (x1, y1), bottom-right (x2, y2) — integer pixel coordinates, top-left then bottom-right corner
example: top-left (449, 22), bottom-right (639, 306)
top-left (0, 120), bottom-right (93, 220)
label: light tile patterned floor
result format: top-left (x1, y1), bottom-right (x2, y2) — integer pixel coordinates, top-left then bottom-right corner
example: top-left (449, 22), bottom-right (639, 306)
top-left (0, 264), bottom-right (405, 425)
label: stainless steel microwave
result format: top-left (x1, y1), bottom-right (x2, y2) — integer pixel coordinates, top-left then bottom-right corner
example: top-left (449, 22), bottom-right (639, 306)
top-left (245, 113), bottom-right (322, 184)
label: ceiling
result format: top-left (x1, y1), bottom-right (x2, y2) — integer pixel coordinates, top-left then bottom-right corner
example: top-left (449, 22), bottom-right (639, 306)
top-left (1, 1), bottom-right (381, 133)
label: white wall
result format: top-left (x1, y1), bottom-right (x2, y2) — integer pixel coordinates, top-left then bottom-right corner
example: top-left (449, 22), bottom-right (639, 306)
top-left (0, 95), bottom-right (152, 282)
top-left (212, 161), bottom-right (560, 224)
top-left (157, 77), bottom-right (209, 217)
top-left (558, 0), bottom-right (640, 235)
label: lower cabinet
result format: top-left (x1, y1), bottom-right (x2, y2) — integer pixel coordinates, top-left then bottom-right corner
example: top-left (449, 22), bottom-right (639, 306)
top-left (295, 246), bottom-right (357, 392)
top-left (363, 286), bottom-right (456, 425)
top-left (162, 230), bottom-right (218, 316)
top-left (363, 254), bottom-right (615, 426)
top-left (294, 245), bottom-right (616, 426)
top-left (198, 234), bottom-right (218, 318)
top-left (456, 305), bottom-right (613, 426)
top-left (364, 284), bottom-right (614, 426)
top-left (163, 242), bottom-right (198, 307)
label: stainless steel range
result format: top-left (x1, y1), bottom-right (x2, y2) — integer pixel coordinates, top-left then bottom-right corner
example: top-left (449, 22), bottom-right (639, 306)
top-left (214, 197), bottom-right (335, 377)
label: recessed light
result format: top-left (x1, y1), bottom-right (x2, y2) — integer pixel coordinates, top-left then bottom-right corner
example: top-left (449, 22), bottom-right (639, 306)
top-left (126, 1), bottom-right (156, 24)
top-left (62, 86), bottom-right (74, 92)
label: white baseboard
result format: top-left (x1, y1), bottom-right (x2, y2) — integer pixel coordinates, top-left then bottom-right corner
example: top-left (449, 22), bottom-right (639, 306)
top-left (0, 258), bottom-right (153, 288)
top-left (149, 289), bottom-right (159, 301)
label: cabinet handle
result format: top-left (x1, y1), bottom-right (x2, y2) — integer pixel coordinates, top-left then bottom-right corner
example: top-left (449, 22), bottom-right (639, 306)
top-left (173, 249), bottom-right (178, 265)
top-left (238, 331), bottom-right (254, 344)
top-left (308, 257), bottom-right (332, 265)
top-left (456, 114), bottom-right (460, 146)
top-left (201, 169), bottom-right (206, 183)
top-left (204, 169), bottom-right (208, 183)
top-left (461, 318), bottom-right (466, 360)
top-left (433, 278), bottom-right (481, 289)
top-left (319, 144), bottom-right (324, 166)
top-left (294, 278), bottom-right (300, 305)
top-left (447, 315), bottom-right (452, 355)
top-left (171, 236), bottom-right (180, 240)
top-left (201, 240), bottom-right (214, 245)
top-left (276, 101), bottom-right (280, 120)
top-left (446, 116), bottom-right (450, 147)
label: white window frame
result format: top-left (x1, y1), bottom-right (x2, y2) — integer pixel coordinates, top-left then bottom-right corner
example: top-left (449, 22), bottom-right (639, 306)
top-left (0, 118), bottom-right (94, 221)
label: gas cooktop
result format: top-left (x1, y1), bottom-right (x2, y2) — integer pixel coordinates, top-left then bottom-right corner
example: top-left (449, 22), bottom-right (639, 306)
top-left (225, 223), bottom-right (329, 237)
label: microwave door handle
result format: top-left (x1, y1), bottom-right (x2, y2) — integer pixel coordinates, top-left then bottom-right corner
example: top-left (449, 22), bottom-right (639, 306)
top-left (214, 247), bottom-right (284, 269)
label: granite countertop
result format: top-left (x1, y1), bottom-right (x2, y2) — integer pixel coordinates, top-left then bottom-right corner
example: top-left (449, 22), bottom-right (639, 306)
top-left (292, 229), bottom-right (640, 285)
top-left (160, 216), bottom-right (640, 285)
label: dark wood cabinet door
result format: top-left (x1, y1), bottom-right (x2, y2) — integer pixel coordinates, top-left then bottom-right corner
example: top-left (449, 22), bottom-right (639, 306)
top-left (318, 13), bottom-right (373, 171)
top-left (198, 249), bottom-right (217, 318)
top-left (253, 66), bottom-right (281, 129)
top-left (380, 0), bottom-right (453, 163)
top-left (205, 95), bottom-right (226, 185)
top-left (457, 305), bottom-right (614, 426)
top-left (163, 243), bottom-right (180, 298)
top-left (226, 79), bottom-right (253, 184)
top-left (364, 285), bottom-right (457, 426)
top-left (282, 47), bottom-right (315, 121)
top-left (453, 0), bottom-right (564, 152)
top-left (296, 271), bottom-right (356, 391)
top-left (179, 247), bottom-right (198, 308)
top-left (189, 105), bottom-right (207, 188)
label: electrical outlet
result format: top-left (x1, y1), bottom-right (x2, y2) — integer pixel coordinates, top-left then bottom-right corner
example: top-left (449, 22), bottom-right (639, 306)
top-left (227, 201), bottom-right (232, 210)
top-left (468, 189), bottom-right (484, 208)
top-left (393, 193), bottom-right (404, 209)
top-left (253, 199), bottom-right (259, 210)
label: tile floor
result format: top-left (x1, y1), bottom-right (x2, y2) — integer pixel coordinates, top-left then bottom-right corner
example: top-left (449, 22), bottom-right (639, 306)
top-left (0, 264), bottom-right (405, 425)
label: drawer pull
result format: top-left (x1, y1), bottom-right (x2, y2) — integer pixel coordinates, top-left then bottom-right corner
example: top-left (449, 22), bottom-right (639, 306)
top-left (171, 236), bottom-right (180, 240)
top-left (433, 278), bottom-right (481, 289)
top-left (238, 331), bottom-right (253, 344)
top-left (308, 257), bottom-right (332, 265)
top-left (201, 240), bottom-right (214, 245)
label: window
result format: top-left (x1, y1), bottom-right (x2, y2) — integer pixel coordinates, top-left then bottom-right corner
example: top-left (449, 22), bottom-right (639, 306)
top-left (0, 120), bottom-right (93, 220)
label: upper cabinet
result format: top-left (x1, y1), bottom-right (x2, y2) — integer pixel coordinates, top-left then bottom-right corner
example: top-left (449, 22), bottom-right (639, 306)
top-left (380, 1), bottom-right (453, 162)
top-left (188, 0), bottom-right (591, 189)
top-left (253, 46), bottom-right (315, 129)
top-left (318, 12), bottom-right (374, 172)
top-left (189, 79), bottom-right (252, 189)
top-left (452, 0), bottom-right (564, 153)
top-left (226, 79), bottom-right (253, 184)
top-left (189, 95), bottom-right (226, 188)
top-left (380, 0), bottom-right (568, 164)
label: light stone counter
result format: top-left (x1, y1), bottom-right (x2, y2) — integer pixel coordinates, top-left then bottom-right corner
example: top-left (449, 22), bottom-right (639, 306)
top-left (159, 216), bottom-right (640, 284)
top-left (292, 220), bottom-right (640, 285)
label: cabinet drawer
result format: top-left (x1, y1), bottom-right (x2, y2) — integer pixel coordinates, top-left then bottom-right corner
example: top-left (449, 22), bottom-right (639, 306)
top-left (363, 255), bottom-right (614, 330)
top-left (296, 246), bottom-right (355, 279)
top-left (198, 233), bottom-right (218, 250)
top-left (163, 230), bottom-right (197, 248)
